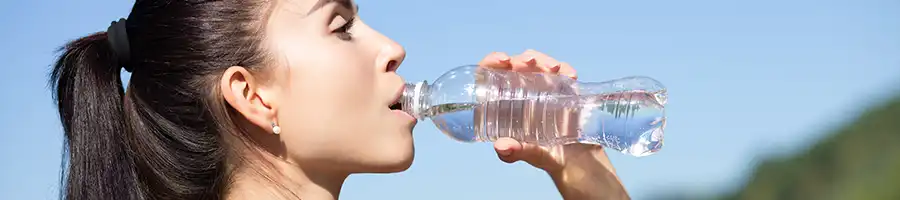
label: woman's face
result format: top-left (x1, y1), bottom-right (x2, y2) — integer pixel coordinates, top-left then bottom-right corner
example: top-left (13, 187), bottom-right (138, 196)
top-left (262, 0), bottom-right (415, 173)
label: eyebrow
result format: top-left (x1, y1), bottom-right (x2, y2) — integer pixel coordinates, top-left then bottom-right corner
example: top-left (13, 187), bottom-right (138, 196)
top-left (308, 0), bottom-right (358, 14)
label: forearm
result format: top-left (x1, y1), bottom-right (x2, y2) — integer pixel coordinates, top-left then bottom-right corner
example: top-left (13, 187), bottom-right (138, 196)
top-left (548, 147), bottom-right (630, 200)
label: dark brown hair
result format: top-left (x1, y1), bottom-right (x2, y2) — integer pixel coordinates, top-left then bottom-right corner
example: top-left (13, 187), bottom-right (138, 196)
top-left (49, 1), bottom-right (272, 199)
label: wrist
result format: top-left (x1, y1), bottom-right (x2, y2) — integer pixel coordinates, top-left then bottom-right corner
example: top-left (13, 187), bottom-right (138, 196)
top-left (548, 144), bottom-right (613, 176)
top-left (546, 145), bottom-right (629, 200)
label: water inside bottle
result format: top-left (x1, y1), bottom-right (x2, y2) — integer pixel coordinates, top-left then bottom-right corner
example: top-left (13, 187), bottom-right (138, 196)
top-left (427, 90), bottom-right (665, 157)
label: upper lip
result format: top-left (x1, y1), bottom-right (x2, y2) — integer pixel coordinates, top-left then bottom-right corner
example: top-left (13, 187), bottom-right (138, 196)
top-left (389, 84), bottom-right (404, 110)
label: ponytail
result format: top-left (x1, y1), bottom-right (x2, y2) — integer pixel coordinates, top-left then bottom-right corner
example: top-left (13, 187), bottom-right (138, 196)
top-left (50, 1), bottom-right (276, 199)
top-left (50, 32), bottom-right (144, 199)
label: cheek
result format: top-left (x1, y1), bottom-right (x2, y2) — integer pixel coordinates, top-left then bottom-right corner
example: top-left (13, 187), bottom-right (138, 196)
top-left (276, 41), bottom-right (381, 146)
top-left (295, 49), bottom-right (376, 116)
top-left (290, 67), bottom-right (375, 123)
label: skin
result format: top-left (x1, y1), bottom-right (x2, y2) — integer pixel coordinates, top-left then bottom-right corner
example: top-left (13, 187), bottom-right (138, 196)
top-left (218, 0), bottom-right (629, 199)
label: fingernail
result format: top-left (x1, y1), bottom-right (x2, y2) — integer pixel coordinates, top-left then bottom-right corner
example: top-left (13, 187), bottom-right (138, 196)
top-left (493, 52), bottom-right (510, 61)
top-left (498, 149), bottom-right (512, 156)
top-left (525, 57), bottom-right (536, 64)
top-left (549, 63), bottom-right (561, 72)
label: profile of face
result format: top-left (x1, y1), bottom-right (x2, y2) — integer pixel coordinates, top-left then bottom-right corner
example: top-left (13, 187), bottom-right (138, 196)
top-left (225, 0), bottom-right (415, 173)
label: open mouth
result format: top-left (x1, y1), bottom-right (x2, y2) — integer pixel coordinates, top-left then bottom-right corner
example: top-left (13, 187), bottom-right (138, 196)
top-left (389, 102), bottom-right (402, 110)
top-left (390, 84), bottom-right (405, 111)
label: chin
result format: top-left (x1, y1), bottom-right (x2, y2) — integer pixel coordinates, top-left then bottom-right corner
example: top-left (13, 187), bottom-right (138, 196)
top-left (370, 159), bottom-right (414, 173)
top-left (366, 146), bottom-right (415, 173)
top-left (351, 125), bottom-right (416, 173)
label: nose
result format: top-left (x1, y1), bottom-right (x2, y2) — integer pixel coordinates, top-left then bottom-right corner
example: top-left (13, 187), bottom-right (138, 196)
top-left (376, 37), bottom-right (406, 73)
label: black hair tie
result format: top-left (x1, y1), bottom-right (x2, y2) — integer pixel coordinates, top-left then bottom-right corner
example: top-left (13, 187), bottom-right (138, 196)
top-left (107, 18), bottom-right (132, 72)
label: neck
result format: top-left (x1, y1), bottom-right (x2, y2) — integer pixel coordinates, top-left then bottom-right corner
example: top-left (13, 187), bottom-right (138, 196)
top-left (225, 150), bottom-right (349, 200)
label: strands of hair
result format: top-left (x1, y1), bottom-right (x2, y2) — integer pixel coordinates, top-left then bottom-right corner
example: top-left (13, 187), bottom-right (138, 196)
top-left (49, 1), bottom-right (277, 199)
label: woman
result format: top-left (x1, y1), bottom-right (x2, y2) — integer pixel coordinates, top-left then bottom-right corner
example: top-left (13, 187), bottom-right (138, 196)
top-left (49, 0), bottom-right (628, 199)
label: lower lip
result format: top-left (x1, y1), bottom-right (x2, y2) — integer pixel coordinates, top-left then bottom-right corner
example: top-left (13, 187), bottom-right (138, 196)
top-left (392, 110), bottom-right (417, 121)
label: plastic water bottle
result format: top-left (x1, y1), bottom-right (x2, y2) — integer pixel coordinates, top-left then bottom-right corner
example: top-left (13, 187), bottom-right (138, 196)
top-left (401, 65), bottom-right (667, 157)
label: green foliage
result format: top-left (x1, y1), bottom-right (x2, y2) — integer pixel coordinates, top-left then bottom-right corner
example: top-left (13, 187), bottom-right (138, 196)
top-left (717, 95), bottom-right (900, 200)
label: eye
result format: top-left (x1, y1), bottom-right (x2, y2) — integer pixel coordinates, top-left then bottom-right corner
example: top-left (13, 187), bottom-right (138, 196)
top-left (331, 17), bottom-right (355, 41)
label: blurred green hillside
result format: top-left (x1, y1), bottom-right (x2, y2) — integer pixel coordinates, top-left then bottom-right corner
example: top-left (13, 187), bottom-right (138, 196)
top-left (718, 94), bottom-right (900, 200)
top-left (653, 94), bottom-right (900, 200)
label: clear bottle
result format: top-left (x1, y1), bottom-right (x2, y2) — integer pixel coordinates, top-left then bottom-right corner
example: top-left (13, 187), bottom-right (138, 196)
top-left (401, 65), bottom-right (667, 157)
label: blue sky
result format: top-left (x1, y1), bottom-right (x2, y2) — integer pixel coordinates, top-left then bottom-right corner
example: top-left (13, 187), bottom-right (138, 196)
top-left (1, 0), bottom-right (898, 199)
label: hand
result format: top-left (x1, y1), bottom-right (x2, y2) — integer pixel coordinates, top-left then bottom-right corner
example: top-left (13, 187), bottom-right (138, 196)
top-left (476, 49), bottom-right (594, 173)
top-left (477, 50), bottom-right (628, 199)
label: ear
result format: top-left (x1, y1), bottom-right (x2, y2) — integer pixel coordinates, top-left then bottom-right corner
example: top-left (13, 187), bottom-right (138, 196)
top-left (220, 66), bottom-right (279, 134)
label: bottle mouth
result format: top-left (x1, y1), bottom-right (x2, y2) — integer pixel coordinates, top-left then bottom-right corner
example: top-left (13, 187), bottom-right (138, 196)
top-left (400, 81), bottom-right (428, 120)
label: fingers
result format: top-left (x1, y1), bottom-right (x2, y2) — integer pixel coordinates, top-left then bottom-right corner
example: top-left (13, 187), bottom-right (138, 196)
top-left (508, 53), bottom-right (542, 72)
top-left (479, 50), bottom-right (577, 79)
top-left (477, 52), bottom-right (512, 70)
top-left (557, 62), bottom-right (577, 80)
top-left (511, 49), bottom-right (559, 73)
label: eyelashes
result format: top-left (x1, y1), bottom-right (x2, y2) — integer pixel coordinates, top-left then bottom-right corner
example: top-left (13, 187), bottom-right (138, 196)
top-left (332, 17), bottom-right (355, 41)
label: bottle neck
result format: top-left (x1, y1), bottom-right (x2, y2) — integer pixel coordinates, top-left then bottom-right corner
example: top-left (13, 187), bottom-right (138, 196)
top-left (401, 81), bottom-right (430, 120)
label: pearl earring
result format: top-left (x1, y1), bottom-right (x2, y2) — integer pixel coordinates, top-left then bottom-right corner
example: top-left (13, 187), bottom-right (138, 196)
top-left (271, 121), bottom-right (281, 135)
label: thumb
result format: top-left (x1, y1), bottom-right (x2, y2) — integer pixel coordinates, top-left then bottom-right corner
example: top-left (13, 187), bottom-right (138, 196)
top-left (494, 138), bottom-right (520, 163)
top-left (494, 138), bottom-right (560, 171)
